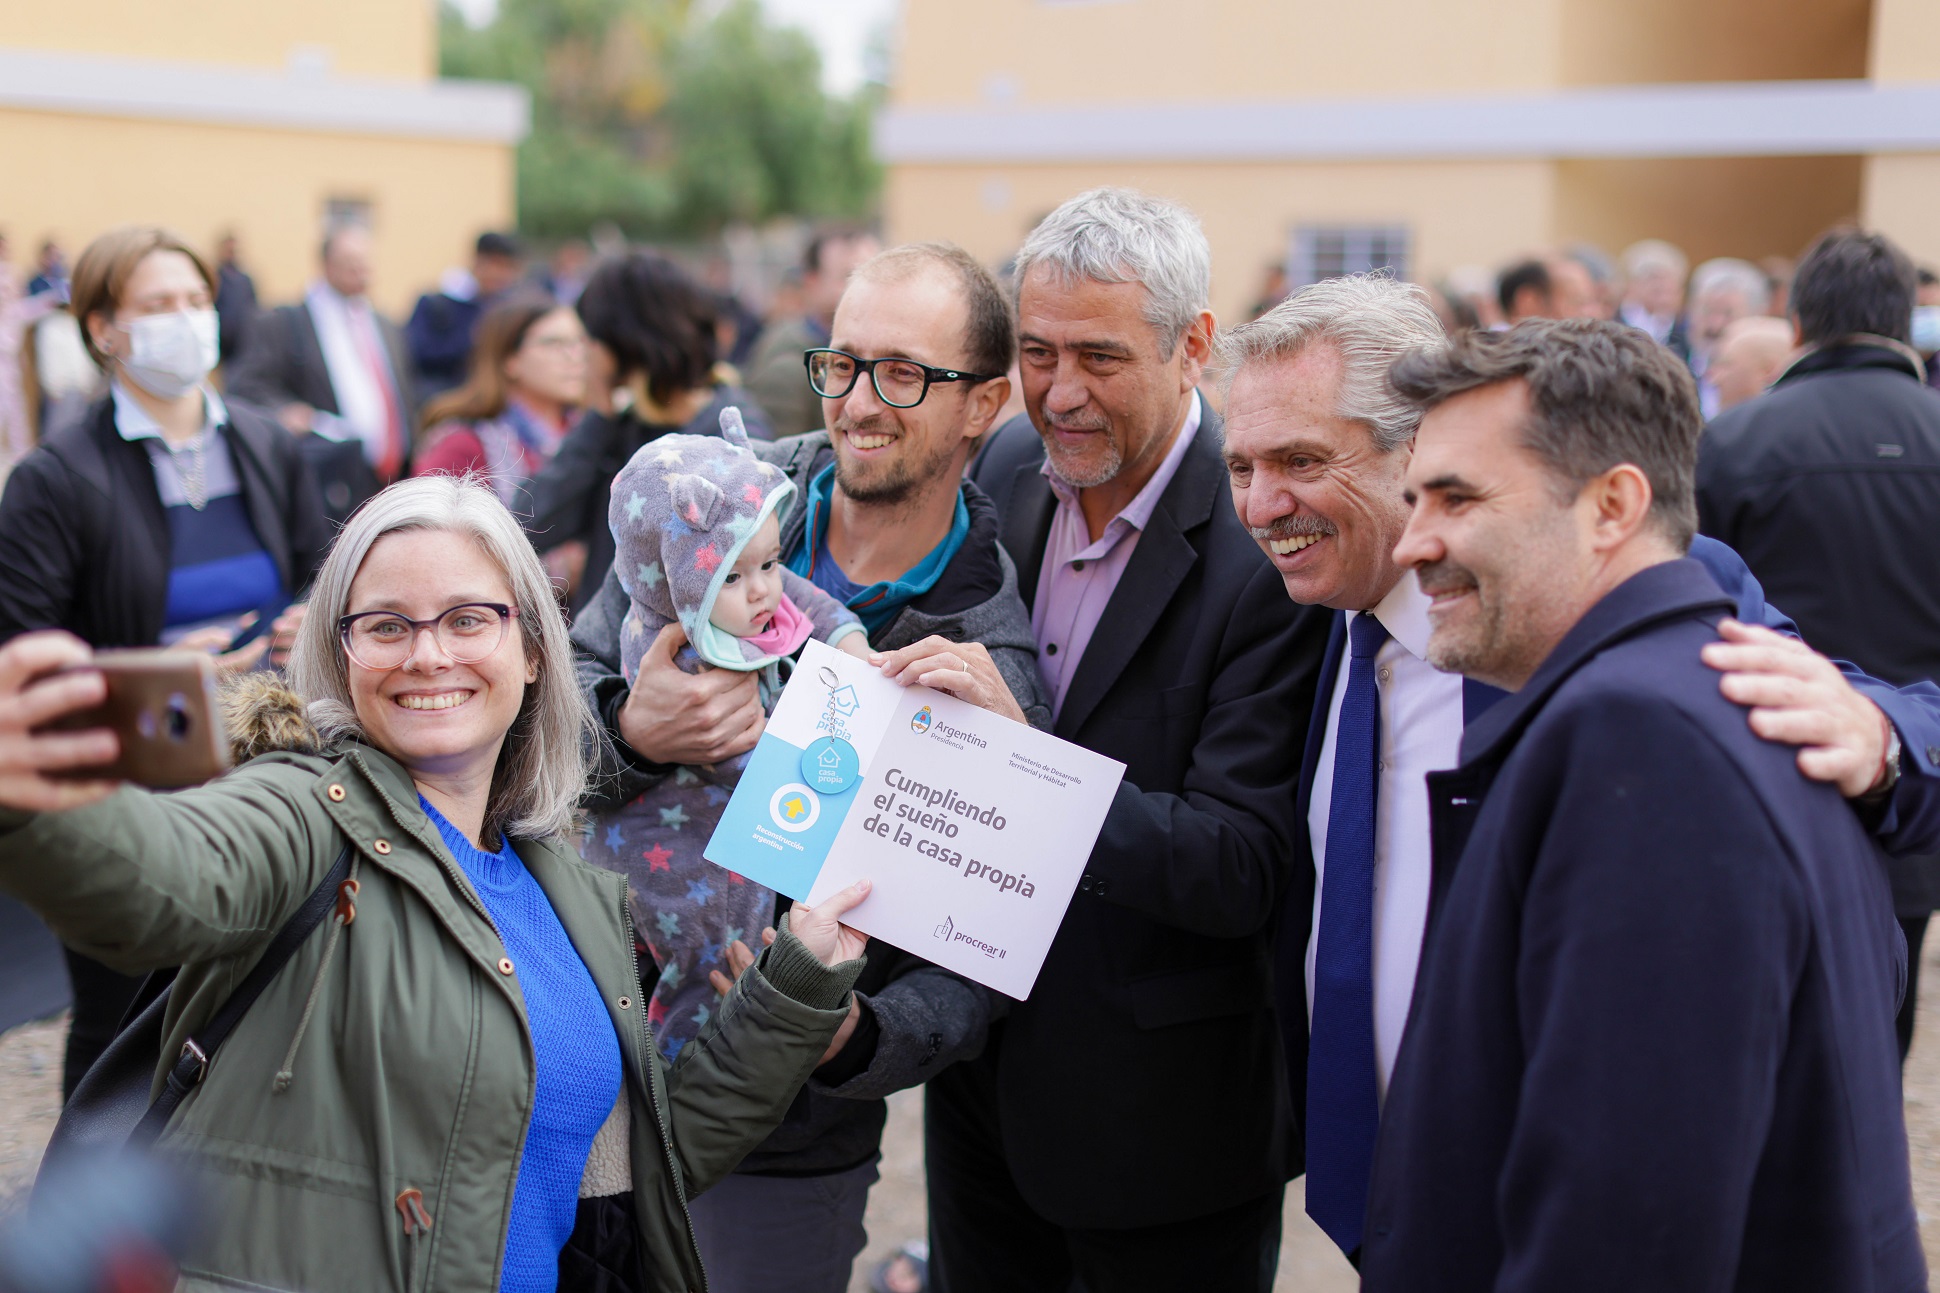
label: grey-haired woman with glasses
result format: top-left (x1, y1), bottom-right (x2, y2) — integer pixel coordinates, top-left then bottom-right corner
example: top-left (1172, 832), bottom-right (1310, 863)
top-left (0, 474), bottom-right (873, 1293)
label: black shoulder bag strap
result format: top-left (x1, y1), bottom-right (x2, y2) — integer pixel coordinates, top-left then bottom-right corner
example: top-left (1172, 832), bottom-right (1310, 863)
top-left (45, 843), bottom-right (354, 1168)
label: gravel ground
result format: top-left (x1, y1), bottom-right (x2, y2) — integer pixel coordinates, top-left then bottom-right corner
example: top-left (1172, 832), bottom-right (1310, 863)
top-left (7, 933), bottom-right (1940, 1287)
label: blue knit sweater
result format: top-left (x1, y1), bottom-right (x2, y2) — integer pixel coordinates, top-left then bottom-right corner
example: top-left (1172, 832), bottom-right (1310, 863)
top-left (424, 799), bottom-right (623, 1293)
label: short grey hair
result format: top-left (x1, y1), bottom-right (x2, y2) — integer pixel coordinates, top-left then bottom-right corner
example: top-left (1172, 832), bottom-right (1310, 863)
top-left (1690, 257), bottom-right (1771, 312)
top-left (288, 475), bottom-right (596, 842)
top-left (1012, 187), bottom-right (1211, 355)
top-left (1621, 239), bottom-right (1689, 283)
top-left (1213, 273), bottom-right (1446, 452)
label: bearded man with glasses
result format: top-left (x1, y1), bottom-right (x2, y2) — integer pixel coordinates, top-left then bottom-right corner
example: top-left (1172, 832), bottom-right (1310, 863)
top-left (566, 241), bottom-right (1050, 1293)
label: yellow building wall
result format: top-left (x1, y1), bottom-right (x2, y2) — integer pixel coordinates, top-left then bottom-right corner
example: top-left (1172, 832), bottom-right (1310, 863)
top-left (885, 161), bottom-right (1556, 324)
top-left (1869, 0), bottom-right (1940, 79)
top-left (0, 109), bottom-right (511, 317)
top-left (1861, 156), bottom-right (1940, 272)
top-left (891, 0), bottom-right (1563, 108)
top-left (1, 0), bottom-right (436, 81)
top-left (1558, 0), bottom-right (1871, 85)
top-left (1555, 155), bottom-right (1865, 264)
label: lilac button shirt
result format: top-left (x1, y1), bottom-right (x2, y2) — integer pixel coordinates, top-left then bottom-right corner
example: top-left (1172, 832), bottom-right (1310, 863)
top-left (1033, 391), bottom-right (1204, 718)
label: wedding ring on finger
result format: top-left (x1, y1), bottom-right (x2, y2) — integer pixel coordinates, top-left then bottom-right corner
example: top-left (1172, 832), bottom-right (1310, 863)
top-left (957, 656), bottom-right (970, 672)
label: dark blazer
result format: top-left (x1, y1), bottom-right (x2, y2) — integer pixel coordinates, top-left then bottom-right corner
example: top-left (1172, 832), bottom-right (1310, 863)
top-left (0, 396), bottom-right (331, 648)
top-left (1359, 559), bottom-right (1924, 1292)
top-left (226, 299), bottom-right (418, 524)
top-left (1275, 538), bottom-right (1940, 1159)
top-left (958, 408), bottom-right (1331, 1229)
top-left (226, 299), bottom-right (416, 430)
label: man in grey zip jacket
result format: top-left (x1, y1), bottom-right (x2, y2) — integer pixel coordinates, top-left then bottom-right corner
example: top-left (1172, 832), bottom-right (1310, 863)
top-left (569, 242), bottom-right (1048, 1293)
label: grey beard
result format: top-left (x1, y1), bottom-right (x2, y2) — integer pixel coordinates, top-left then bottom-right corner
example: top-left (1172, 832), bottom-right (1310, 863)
top-left (1044, 438), bottom-right (1124, 490)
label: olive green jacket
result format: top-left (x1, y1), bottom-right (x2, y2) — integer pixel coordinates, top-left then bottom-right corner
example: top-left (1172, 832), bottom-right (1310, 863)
top-left (0, 741), bottom-right (861, 1293)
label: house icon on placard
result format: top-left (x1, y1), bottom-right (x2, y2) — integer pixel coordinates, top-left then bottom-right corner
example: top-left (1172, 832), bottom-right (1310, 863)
top-left (818, 746), bottom-right (842, 769)
top-left (827, 684), bottom-right (860, 716)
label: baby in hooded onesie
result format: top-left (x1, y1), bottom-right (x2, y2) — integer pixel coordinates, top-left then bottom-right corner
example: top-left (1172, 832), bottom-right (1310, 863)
top-left (578, 409), bottom-right (870, 1059)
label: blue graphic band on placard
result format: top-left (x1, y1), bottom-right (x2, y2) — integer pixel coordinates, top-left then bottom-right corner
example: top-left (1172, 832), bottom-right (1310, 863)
top-left (703, 734), bottom-right (862, 900)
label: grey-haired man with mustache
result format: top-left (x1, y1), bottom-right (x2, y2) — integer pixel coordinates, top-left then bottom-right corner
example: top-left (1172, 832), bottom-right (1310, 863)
top-left (1217, 273), bottom-right (1940, 1265)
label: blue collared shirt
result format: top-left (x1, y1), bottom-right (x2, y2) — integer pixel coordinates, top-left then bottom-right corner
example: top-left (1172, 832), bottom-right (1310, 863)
top-left (786, 462), bottom-right (970, 637)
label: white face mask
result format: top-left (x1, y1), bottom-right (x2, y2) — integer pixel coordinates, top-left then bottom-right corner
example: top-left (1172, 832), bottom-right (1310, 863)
top-left (1912, 305), bottom-right (1940, 357)
top-left (119, 308), bottom-right (219, 399)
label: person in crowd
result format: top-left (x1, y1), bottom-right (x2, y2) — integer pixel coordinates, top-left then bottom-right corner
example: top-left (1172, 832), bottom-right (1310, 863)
top-left (525, 250), bottom-right (772, 611)
top-left (541, 239), bottom-right (590, 306)
top-left (0, 224), bottom-right (331, 1100)
top-left (1442, 265), bottom-right (1502, 331)
top-left (570, 239), bottom-right (1045, 1293)
top-left (1355, 319), bottom-right (1923, 1289)
top-left (24, 239), bottom-right (68, 303)
top-left (212, 230), bottom-right (258, 365)
top-left (227, 224), bottom-right (417, 524)
top-left (1563, 243), bottom-right (1619, 319)
top-left (1915, 266), bottom-right (1940, 393)
top-left (1496, 254), bottom-right (1600, 324)
top-left (1685, 256), bottom-right (1772, 417)
top-left (931, 188), bottom-right (1328, 1292)
top-left (0, 232), bottom-right (37, 462)
top-left (413, 294), bottom-right (588, 511)
top-left (0, 473), bottom-right (873, 1292)
top-left (1707, 314), bottom-right (1795, 412)
top-left (1763, 253), bottom-right (1798, 320)
top-left (744, 226), bottom-right (882, 439)
top-left (406, 230), bottom-right (527, 398)
top-left (1425, 281), bottom-right (1480, 334)
top-left (1216, 273), bottom-right (1940, 1262)
top-left (1617, 237), bottom-right (1690, 354)
top-left (1700, 228), bottom-right (1940, 1064)
top-left (1247, 262), bottom-right (1290, 321)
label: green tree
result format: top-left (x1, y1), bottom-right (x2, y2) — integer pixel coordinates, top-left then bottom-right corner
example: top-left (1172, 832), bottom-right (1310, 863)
top-left (440, 0), bottom-right (881, 239)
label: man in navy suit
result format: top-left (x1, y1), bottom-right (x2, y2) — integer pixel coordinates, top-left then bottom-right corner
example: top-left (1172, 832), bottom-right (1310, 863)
top-left (1216, 276), bottom-right (1940, 1264)
top-left (1353, 319), bottom-right (1923, 1289)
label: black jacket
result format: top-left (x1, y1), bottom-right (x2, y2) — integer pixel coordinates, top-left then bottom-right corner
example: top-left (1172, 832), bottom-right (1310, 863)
top-left (1697, 341), bottom-right (1940, 689)
top-left (567, 431), bottom-right (1047, 1178)
top-left (949, 409), bottom-right (1330, 1229)
top-left (1362, 559), bottom-right (1923, 1292)
top-left (0, 396), bottom-right (331, 648)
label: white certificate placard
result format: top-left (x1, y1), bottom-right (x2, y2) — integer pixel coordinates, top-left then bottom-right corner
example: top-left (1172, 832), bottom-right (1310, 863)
top-left (704, 639), bottom-right (1124, 998)
top-left (804, 680), bottom-right (1123, 998)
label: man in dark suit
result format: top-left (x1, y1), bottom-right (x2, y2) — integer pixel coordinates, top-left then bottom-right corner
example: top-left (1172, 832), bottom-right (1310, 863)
top-left (227, 224), bottom-right (416, 521)
top-left (1217, 276), bottom-right (1940, 1264)
top-left (1353, 319), bottom-right (1924, 1290)
top-left (929, 188), bottom-right (1330, 1292)
top-left (1700, 230), bottom-right (1940, 1062)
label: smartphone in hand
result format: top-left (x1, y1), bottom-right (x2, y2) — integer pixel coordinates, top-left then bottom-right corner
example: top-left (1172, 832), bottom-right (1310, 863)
top-left (45, 650), bottom-right (231, 788)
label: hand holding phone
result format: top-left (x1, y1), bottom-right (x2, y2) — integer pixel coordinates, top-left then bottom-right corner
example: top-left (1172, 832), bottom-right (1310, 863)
top-left (0, 632), bottom-right (120, 811)
top-left (44, 649), bottom-right (231, 789)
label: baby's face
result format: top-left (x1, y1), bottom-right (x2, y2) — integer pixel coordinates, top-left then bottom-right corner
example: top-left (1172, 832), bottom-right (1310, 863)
top-left (711, 513), bottom-right (784, 638)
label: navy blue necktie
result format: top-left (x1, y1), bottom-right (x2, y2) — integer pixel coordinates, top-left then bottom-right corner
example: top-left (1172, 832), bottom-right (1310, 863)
top-left (1306, 611), bottom-right (1389, 1255)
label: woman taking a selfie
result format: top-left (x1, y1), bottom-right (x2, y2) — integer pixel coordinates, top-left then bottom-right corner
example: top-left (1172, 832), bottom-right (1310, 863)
top-left (0, 475), bottom-right (870, 1293)
top-left (0, 225), bottom-right (331, 1097)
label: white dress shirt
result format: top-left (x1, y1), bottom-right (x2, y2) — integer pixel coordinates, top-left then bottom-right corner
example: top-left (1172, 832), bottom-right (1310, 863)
top-left (305, 283), bottom-right (398, 466)
top-left (1305, 570), bottom-right (1464, 1097)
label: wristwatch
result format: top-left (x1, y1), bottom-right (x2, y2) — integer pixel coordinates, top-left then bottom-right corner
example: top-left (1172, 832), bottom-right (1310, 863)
top-left (1867, 720), bottom-right (1903, 801)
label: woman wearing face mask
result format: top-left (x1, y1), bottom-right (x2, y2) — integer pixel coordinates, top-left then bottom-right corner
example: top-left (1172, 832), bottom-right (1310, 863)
top-left (0, 225), bottom-right (331, 1098)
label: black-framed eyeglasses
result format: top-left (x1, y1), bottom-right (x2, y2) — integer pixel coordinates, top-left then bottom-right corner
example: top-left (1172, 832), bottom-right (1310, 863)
top-left (338, 603), bottom-right (519, 671)
top-left (804, 348), bottom-right (1001, 410)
